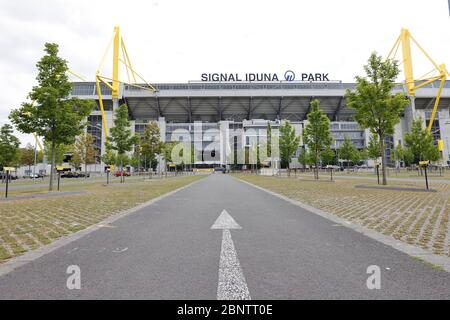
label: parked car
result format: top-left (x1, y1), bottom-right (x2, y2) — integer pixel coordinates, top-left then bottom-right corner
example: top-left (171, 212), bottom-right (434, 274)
top-left (61, 171), bottom-right (91, 178)
top-left (114, 171), bottom-right (131, 177)
top-left (325, 165), bottom-right (343, 171)
top-left (61, 171), bottom-right (76, 178)
top-left (77, 172), bottom-right (90, 178)
top-left (214, 167), bottom-right (226, 173)
top-left (28, 173), bottom-right (44, 179)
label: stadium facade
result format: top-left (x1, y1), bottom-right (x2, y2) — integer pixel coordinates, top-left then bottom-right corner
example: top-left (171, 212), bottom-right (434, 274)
top-left (71, 80), bottom-right (450, 169)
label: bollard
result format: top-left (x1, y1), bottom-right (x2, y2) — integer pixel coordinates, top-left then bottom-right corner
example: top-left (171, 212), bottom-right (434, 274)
top-left (376, 165), bottom-right (380, 185)
top-left (57, 172), bottom-right (61, 191)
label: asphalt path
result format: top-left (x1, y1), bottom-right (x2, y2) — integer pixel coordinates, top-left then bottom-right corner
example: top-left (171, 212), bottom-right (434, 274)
top-left (1, 174), bottom-right (450, 299)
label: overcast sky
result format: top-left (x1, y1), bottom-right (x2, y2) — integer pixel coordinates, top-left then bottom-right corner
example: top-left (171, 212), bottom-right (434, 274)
top-left (0, 0), bottom-right (449, 146)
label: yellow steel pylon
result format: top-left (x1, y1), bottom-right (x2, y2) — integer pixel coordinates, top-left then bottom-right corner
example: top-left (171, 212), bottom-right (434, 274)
top-left (387, 28), bottom-right (449, 151)
top-left (387, 28), bottom-right (450, 136)
top-left (95, 25), bottom-right (157, 140)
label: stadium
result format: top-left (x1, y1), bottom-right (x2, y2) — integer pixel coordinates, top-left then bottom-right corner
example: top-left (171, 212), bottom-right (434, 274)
top-left (71, 79), bottom-right (450, 170)
top-left (57, 26), bottom-right (450, 172)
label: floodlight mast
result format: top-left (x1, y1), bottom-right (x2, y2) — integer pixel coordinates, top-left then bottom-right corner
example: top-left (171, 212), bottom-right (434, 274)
top-left (387, 28), bottom-right (449, 150)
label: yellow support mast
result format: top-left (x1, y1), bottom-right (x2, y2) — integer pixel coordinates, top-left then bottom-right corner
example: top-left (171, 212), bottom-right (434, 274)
top-left (387, 28), bottom-right (449, 154)
top-left (95, 25), bottom-right (157, 141)
top-left (112, 25), bottom-right (120, 101)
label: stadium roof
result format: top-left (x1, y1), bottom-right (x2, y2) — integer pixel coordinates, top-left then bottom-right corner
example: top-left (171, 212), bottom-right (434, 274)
top-left (72, 81), bottom-right (450, 123)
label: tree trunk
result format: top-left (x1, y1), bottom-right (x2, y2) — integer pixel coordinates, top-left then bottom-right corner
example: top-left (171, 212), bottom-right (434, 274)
top-left (379, 134), bottom-right (387, 185)
top-left (85, 163), bottom-right (87, 179)
top-left (120, 158), bottom-right (124, 183)
top-left (49, 142), bottom-right (56, 191)
top-left (315, 157), bottom-right (318, 180)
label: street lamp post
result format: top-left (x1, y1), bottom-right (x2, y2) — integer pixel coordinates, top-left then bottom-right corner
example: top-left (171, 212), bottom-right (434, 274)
top-left (33, 138), bottom-right (38, 182)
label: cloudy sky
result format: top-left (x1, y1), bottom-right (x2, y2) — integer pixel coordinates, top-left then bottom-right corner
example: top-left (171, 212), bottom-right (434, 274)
top-left (0, 0), bottom-right (449, 146)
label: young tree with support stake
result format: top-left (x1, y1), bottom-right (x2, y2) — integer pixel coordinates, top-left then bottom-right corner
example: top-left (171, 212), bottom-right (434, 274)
top-left (404, 118), bottom-right (440, 165)
top-left (302, 99), bottom-right (333, 180)
top-left (346, 52), bottom-right (409, 185)
top-left (101, 149), bottom-right (116, 168)
top-left (140, 121), bottom-right (163, 171)
top-left (339, 136), bottom-right (358, 170)
top-left (395, 143), bottom-right (414, 167)
top-left (108, 104), bottom-right (139, 183)
top-left (321, 147), bottom-right (336, 166)
top-left (9, 43), bottom-right (94, 191)
top-left (279, 121), bottom-right (301, 169)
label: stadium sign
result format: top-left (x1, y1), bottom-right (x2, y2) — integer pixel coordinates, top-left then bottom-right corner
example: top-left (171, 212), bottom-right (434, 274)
top-left (200, 71), bottom-right (330, 82)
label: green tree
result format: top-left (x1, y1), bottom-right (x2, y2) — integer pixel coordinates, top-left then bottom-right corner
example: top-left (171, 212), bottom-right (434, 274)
top-left (162, 141), bottom-right (176, 165)
top-left (351, 148), bottom-right (362, 166)
top-left (70, 152), bottom-right (82, 170)
top-left (108, 104), bottom-right (138, 182)
top-left (279, 121), bottom-right (301, 169)
top-left (73, 133), bottom-right (96, 178)
top-left (339, 136), bottom-right (358, 169)
top-left (129, 153), bottom-right (140, 169)
top-left (404, 118), bottom-right (440, 164)
top-left (346, 52), bottom-right (409, 185)
top-left (101, 148), bottom-right (116, 167)
top-left (302, 99), bottom-right (333, 179)
top-left (0, 124), bottom-right (20, 169)
top-left (131, 136), bottom-right (142, 170)
top-left (9, 43), bottom-right (94, 190)
top-left (297, 148), bottom-right (309, 169)
top-left (115, 153), bottom-right (131, 168)
top-left (359, 148), bottom-right (368, 164)
top-left (321, 147), bottom-right (336, 166)
top-left (44, 142), bottom-right (71, 165)
top-left (19, 143), bottom-right (44, 173)
top-left (140, 121), bottom-right (163, 170)
top-left (395, 144), bottom-right (414, 166)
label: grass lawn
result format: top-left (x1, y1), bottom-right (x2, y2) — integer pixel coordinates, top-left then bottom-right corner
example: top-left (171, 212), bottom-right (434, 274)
top-left (0, 174), bottom-right (205, 263)
top-left (234, 173), bottom-right (450, 257)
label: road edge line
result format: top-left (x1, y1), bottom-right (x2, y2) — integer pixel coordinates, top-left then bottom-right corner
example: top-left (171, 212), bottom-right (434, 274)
top-left (0, 176), bottom-right (206, 277)
top-left (234, 176), bottom-right (450, 273)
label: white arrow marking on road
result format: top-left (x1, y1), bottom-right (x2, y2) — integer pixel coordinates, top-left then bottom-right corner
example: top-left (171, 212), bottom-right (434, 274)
top-left (211, 210), bottom-right (251, 300)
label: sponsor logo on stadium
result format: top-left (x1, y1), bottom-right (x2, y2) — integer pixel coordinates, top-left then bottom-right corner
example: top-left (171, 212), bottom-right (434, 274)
top-left (200, 70), bottom-right (330, 82)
